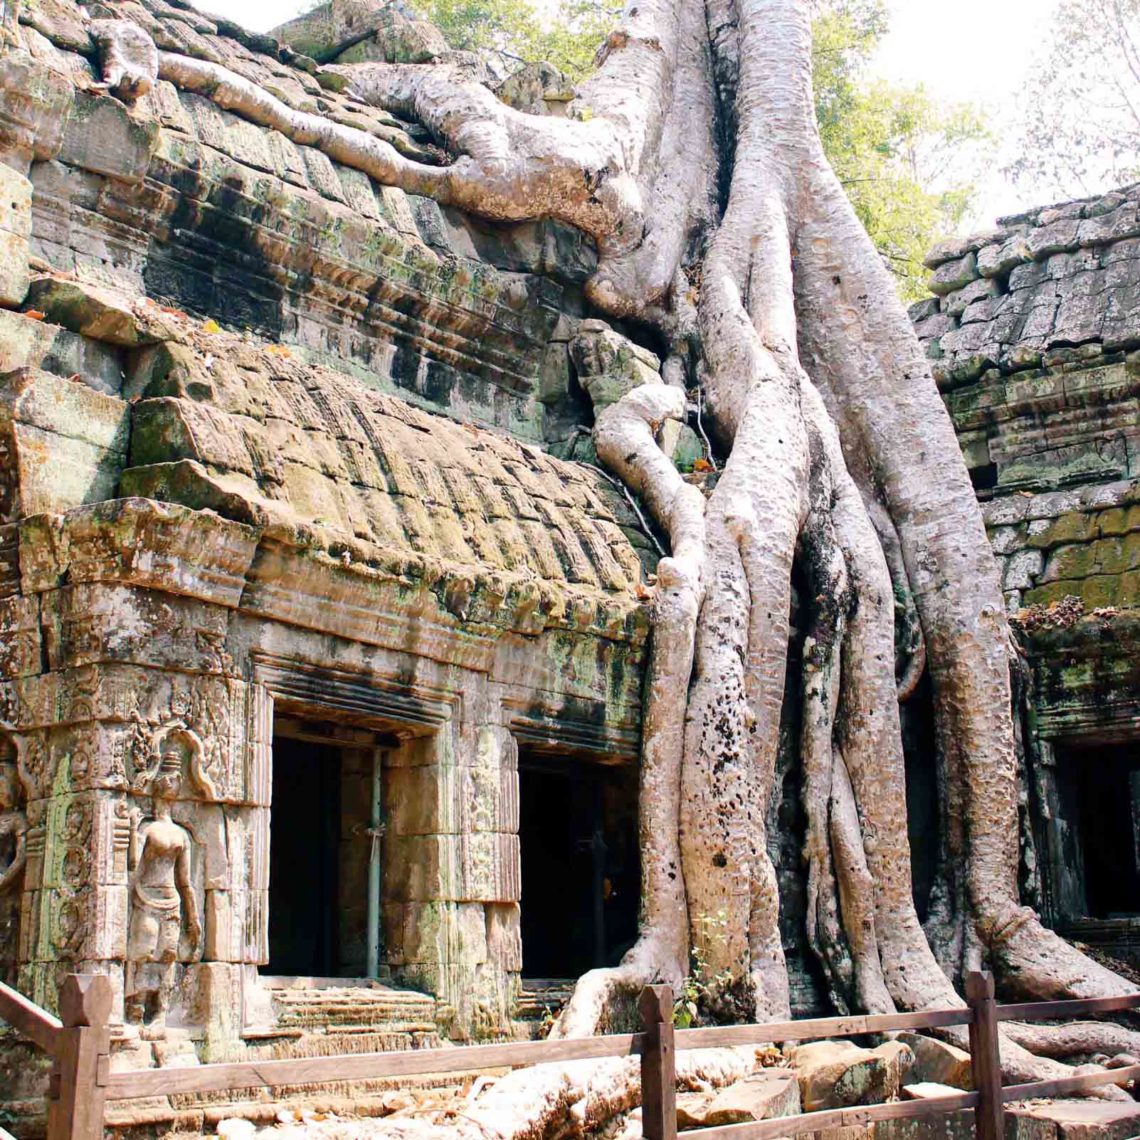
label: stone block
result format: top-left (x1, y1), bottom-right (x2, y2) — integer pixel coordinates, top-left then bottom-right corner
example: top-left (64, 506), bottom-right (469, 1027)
top-left (0, 308), bottom-right (123, 394)
top-left (57, 91), bottom-right (159, 184)
top-left (944, 276), bottom-right (1000, 318)
top-left (0, 367), bottom-right (128, 522)
top-left (929, 252), bottom-right (979, 296)
top-left (0, 228), bottom-right (29, 309)
top-left (24, 278), bottom-right (172, 348)
top-left (898, 1033), bottom-right (973, 1089)
top-left (485, 902), bottom-right (522, 972)
top-left (789, 1039), bottom-right (914, 1112)
top-left (1010, 1097), bottom-right (1140, 1140)
top-left (700, 1070), bottom-right (800, 1126)
top-left (0, 594), bottom-right (42, 677)
top-left (569, 320), bottom-right (662, 410)
top-left (1003, 548), bottom-right (1044, 590)
top-left (400, 900), bottom-right (488, 966)
top-left (0, 163), bottom-right (31, 237)
top-left (978, 235), bottom-right (1033, 279)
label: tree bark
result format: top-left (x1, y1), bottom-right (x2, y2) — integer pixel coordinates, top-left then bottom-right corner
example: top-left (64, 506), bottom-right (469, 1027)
top-left (87, 0), bottom-right (1140, 1113)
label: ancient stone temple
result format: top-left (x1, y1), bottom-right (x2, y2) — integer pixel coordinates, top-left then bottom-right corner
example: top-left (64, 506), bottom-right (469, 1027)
top-left (0, 0), bottom-right (1136, 1123)
top-left (912, 194), bottom-right (1140, 969)
top-left (0, 0), bottom-right (662, 1070)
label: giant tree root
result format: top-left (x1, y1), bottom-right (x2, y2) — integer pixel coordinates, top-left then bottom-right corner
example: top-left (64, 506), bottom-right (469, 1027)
top-left (257, 1048), bottom-right (763, 1140)
top-left (79, 0), bottom-right (1140, 1109)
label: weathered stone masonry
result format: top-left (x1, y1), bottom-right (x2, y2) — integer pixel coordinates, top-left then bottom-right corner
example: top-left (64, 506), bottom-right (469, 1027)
top-left (912, 187), bottom-right (1140, 960)
top-left (0, 0), bottom-right (654, 1059)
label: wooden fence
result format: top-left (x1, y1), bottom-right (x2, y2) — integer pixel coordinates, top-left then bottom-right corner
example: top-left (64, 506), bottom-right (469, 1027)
top-left (2, 970), bottom-right (1139, 1140)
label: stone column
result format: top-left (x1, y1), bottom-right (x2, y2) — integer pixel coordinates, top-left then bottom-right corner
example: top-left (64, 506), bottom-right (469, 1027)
top-left (383, 699), bottom-right (521, 1039)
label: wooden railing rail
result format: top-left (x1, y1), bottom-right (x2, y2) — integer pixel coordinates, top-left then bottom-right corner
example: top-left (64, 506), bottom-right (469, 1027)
top-left (672, 1005), bottom-right (974, 1050)
top-left (103, 1031), bottom-right (647, 1100)
top-left (0, 979), bottom-right (61, 1053)
top-left (3, 970), bottom-right (1140, 1140)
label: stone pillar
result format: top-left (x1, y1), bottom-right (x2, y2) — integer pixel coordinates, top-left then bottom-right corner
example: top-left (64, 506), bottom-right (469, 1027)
top-left (383, 706), bottom-right (521, 1039)
top-left (0, 160), bottom-right (30, 306)
top-left (6, 661), bottom-right (258, 1038)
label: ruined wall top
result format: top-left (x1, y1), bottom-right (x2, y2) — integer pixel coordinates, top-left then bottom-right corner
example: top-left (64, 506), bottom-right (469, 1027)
top-left (914, 186), bottom-right (1140, 734)
top-left (910, 183), bottom-right (1140, 388)
top-left (4, 0), bottom-right (597, 450)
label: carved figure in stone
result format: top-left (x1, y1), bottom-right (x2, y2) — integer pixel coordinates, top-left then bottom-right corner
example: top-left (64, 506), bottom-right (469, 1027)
top-left (89, 18), bottom-right (159, 103)
top-left (125, 741), bottom-right (201, 1028)
top-left (132, 722), bottom-right (218, 801)
top-left (0, 760), bottom-right (26, 984)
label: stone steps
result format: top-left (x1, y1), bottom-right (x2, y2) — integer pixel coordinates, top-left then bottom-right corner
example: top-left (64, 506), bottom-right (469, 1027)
top-left (268, 983), bottom-right (439, 1035)
top-left (514, 978), bottom-right (575, 1022)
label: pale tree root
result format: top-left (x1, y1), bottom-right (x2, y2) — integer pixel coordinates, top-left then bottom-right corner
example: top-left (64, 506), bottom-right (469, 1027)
top-left (554, 382), bottom-right (706, 1039)
top-left (89, 0), bottom-right (1140, 1093)
top-left (794, 164), bottom-right (1140, 1010)
top-left (1002, 1020), bottom-right (1140, 1063)
top-left (298, 1048), bottom-right (763, 1140)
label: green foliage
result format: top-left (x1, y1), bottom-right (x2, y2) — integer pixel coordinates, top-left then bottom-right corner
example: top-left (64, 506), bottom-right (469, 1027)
top-left (407, 0), bottom-right (619, 78)
top-left (812, 0), bottom-right (992, 300)
top-left (406, 0), bottom-right (988, 297)
top-left (1010, 0), bottom-right (1140, 198)
top-left (673, 912), bottom-right (736, 1029)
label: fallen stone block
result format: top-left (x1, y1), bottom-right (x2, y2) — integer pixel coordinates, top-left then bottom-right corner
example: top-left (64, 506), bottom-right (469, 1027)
top-left (676, 1090), bottom-right (714, 1129)
top-left (702, 1069), bottom-right (800, 1126)
top-left (1008, 1096), bottom-right (1140, 1140)
top-left (788, 1038), bottom-right (914, 1112)
top-left (899, 1032), bottom-right (973, 1089)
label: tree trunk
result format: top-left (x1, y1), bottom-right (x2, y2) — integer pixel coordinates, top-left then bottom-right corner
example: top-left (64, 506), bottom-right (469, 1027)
top-left (90, 0), bottom-right (1140, 1118)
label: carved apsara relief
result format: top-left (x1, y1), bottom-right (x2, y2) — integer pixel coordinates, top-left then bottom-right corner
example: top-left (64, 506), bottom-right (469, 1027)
top-left (0, 752), bottom-right (26, 985)
top-left (125, 729), bottom-right (205, 1029)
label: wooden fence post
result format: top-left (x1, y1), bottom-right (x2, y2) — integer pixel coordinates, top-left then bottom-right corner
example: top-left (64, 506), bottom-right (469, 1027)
top-left (966, 970), bottom-right (1004, 1140)
top-left (639, 985), bottom-right (676, 1140)
top-left (46, 974), bottom-right (112, 1140)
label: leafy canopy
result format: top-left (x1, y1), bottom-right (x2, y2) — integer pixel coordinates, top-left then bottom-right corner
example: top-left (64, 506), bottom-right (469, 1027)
top-left (403, 0), bottom-right (989, 298)
top-left (812, 0), bottom-right (991, 299)
top-left (1010, 0), bottom-right (1140, 198)
top-left (407, 0), bottom-right (619, 77)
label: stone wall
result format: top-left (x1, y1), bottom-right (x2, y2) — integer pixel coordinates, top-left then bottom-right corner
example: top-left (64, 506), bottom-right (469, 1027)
top-left (0, 0), bottom-right (663, 1059)
top-left (913, 186), bottom-right (1140, 947)
top-left (0, 0), bottom-right (597, 449)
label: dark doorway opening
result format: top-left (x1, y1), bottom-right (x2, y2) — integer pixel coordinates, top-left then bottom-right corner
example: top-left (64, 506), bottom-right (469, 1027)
top-left (1058, 741), bottom-right (1140, 919)
top-left (901, 673), bottom-right (940, 922)
top-left (267, 722), bottom-right (384, 978)
top-left (518, 754), bottom-right (639, 978)
top-left (268, 736), bottom-right (343, 975)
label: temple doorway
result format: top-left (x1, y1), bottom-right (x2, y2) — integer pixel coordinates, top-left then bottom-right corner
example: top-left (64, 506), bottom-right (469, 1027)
top-left (1057, 740), bottom-right (1140, 919)
top-left (517, 752), bottom-right (639, 979)
top-left (266, 719), bottom-right (386, 977)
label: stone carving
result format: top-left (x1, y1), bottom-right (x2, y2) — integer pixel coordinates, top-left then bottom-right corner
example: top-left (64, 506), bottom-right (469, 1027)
top-left (125, 734), bottom-right (202, 1029)
top-left (131, 721), bottom-right (218, 802)
top-left (0, 758), bottom-right (26, 984)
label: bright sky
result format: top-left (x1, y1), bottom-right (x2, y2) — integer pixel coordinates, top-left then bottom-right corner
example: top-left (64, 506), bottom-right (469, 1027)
top-left (200, 0), bottom-right (1064, 228)
top-left (873, 0), bottom-right (1064, 223)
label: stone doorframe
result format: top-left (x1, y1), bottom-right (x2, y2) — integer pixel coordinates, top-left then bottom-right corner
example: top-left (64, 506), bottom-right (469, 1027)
top-left (243, 652), bottom-right (460, 1033)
